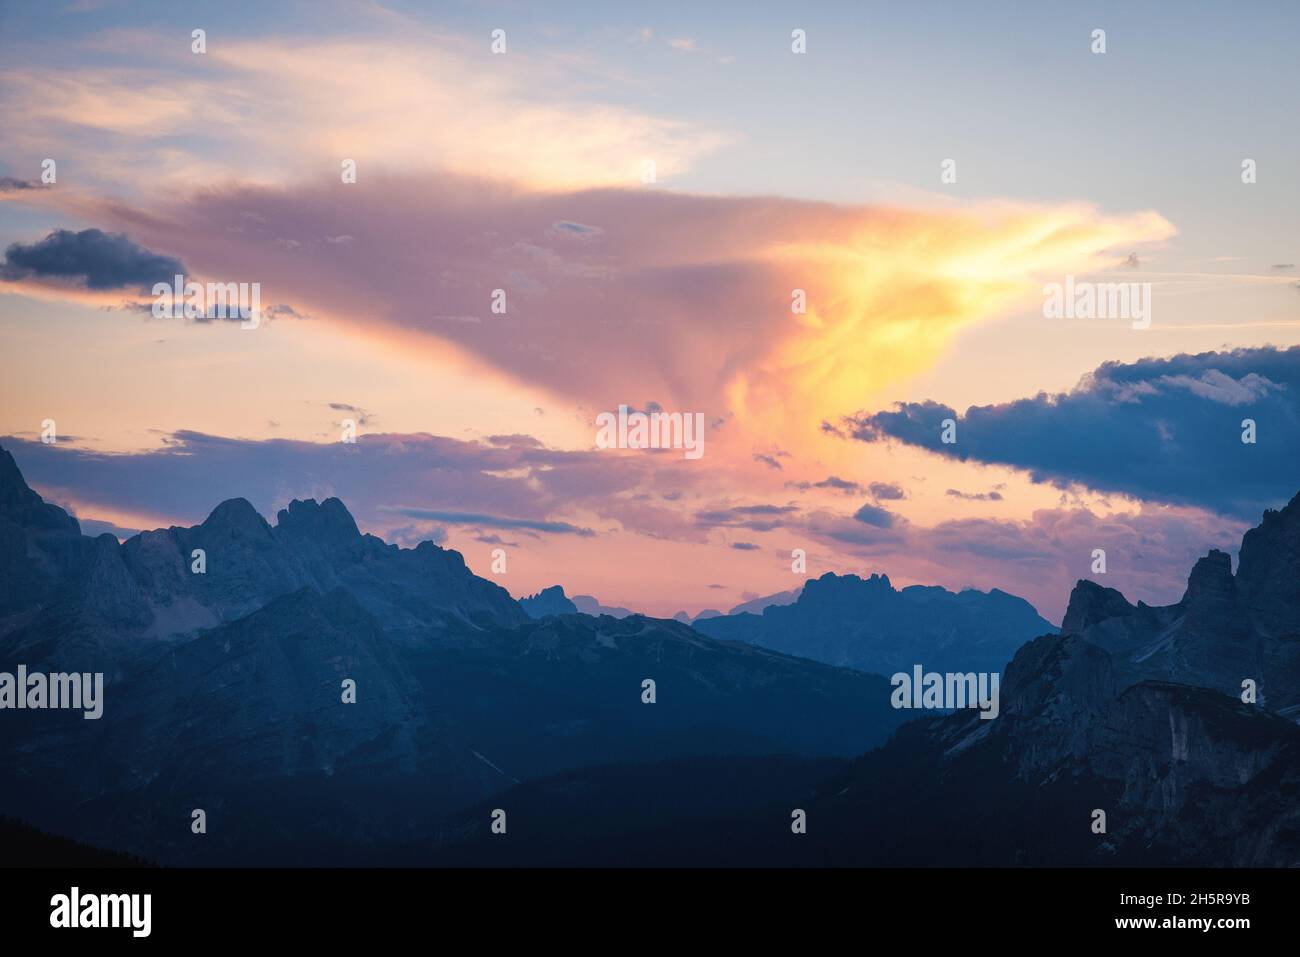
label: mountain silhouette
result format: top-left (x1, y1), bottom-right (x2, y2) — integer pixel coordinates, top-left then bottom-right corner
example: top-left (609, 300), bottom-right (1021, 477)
top-left (0, 445), bottom-right (909, 864)
top-left (2, 445), bottom-right (1297, 866)
top-left (398, 493), bottom-right (1300, 865)
top-left (692, 571), bottom-right (1056, 676)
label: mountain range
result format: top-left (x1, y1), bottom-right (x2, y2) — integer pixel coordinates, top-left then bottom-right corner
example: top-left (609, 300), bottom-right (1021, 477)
top-left (2, 442), bottom-right (1297, 866)
top-left (0, 446), bottom-right (906, 863)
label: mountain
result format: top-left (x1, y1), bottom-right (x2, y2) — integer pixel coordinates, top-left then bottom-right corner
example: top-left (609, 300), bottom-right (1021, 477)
top-left (1060, 491), bottom-right (1300, 713)
top-left (570, 594), bottom-right (636, 618)
top-left (726, 587), bottom-right (801, 617)
top-left (421, 635), bottom-right (1300, 868)
top-left (692, 571), bottom-right (1055, 676)
top-left (519, 584), bottom-right (578, 618)
top-left (0, 445), bottom-right (911, 864)
top-left (5, 442), bottom-right (1296, 867)
top-left (517, 584), bottom-right (641, 619)
top-left (0, 449), bottom-right (528, 674)
top-left (419, 495), bottom-right (1300, 866)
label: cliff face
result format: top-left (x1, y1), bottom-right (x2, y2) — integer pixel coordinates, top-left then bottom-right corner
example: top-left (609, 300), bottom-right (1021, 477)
top-left (1058, 493), bottom-right (1300, 713)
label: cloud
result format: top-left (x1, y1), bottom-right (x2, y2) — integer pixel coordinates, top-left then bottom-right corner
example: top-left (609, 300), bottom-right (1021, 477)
top-left (0, 33), bottom-right (725, 192)
top-left (394, 507), bottom-right (594, 537)
top-left (549, 221), bottom-right (604, 239)
top-left (852, 502), bottom-right (897, 528)
top-left (694, 503), bottom-right (799, 532)
top-left (0, 228), bottom-right (184, 292)
top-left (868, 481), bottom-right (907, 501)
top-left (787, 475), bottom-right (866, 495)
top-left (53, 175), bottom-right (1174, 464)
top-left (487, 434), bottom-right (544, 448)
top-left (329, 402), bottom-right (374, 426)
top-left (731, 542), bottom-right (760, 551)
top-left (0, 176), bottom-right (43, 193)
top-left (845, 347), bottom-right (1300, 519)
top-left (0, 431), bottom-right (617, 539)
top-left (946, 488), bottom-right (1004, 502)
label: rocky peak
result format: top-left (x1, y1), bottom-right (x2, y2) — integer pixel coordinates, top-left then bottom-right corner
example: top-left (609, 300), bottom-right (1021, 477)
top-left (519, 585), bottom-right (578, 618)
top-left (1180, 549), bottom-right (1239, 635)
top-left (77, 533), bottom-right (152, 627)
top-left (0, 446), bottom-right (80, 534)
top-left (275, 497), bottom-right (362, 550)
top-left (798, 572), bottom-right (894, 607)
top-left (1059, 579), bottom-right (1135, 636)
top-left (1235, 490), bottom-right (1300, 638)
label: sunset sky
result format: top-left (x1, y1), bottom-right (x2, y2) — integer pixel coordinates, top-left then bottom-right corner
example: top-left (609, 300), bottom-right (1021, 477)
top-left (2, 0), bottom-right (1297, 621)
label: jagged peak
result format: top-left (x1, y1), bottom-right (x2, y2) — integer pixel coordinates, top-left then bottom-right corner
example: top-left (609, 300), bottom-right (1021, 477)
top-left (0, 444), bottom-right (81, 533)
top-left (519, 584), bottom-right (579, 618)
top-left (1181, 549), bottom-right (1235, 604)
top-left (1059, 579), bottom-right (1135, 635)
top-left (275, 496), bottom-right (361, 543)
top-left (0, 446), bottom-right (31, 497)
top-left (523, 584), bottom-right (569, 601)
top-left (799, 571), bottom-right (895, 603)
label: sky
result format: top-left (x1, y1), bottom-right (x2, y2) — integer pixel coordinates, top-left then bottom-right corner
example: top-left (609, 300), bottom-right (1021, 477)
top-left (1, 0), bottom-right (1297, 622)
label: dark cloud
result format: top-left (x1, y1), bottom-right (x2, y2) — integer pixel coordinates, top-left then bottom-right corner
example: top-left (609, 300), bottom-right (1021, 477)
top-left (549, 220), bottom-right (604, 238)
top-left (695, 503), bottom-right (798, 532)
top-left (868, 481), bottom-right (906, 500)
top-left (845, 347), bottom-right (1300, 519)
top-left (267, 303), bottom-right (310, 320)
top-left (0, 228), bottom-right (184, 291)
top-left (788, 475), bottom-right (865, 495)
top-left (487, 434), bottom-right (544, 448)
top-left (394, 507), bottom-right (594, 536)
top-left (731, 541), bottom-right (760, 550)
top-left (946, 488), bottom-right (1004, 502)
top-left (329, 402), bottom-right (374, 426)
top-left (852, 502), bottom-right (896, 528)
top-left (0, 176), bottom-right (43, 192)
top-left (753, 453), bottom-right (783, 471)
top-left (474, 533), bottom-right (521, 547)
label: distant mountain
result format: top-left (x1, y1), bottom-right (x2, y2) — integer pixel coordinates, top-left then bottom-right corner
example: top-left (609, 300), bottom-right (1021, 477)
top-left (726, 587), bottom-right (801, 617)
top-left (522, 585), bottom-right (798, 627)
top-left (570, 594), bottom-right (636, 618)
top-left (692, 572), bottom-right (1055, 676)
top-left (519, 585), bottom-right (578, 618)
top-left (518, 585), bottom-right (643, 620)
